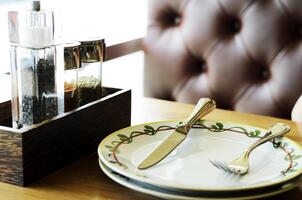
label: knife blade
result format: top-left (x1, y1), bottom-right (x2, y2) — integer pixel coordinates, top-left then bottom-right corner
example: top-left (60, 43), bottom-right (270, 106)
top-left (137, 98), bottom-right (216, 170)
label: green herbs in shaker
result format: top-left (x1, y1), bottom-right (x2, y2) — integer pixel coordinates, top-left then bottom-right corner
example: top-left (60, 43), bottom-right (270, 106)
top-left (78, 38), bottom-right (105, 106)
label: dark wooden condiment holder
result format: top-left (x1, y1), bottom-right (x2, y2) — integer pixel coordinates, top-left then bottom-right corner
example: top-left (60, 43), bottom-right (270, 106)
top-left (0, 87), bottom-right (131, 186)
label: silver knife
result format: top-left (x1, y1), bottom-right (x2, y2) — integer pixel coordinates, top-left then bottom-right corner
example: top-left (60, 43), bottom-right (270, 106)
top-left (137, 98), bottom-right (216, 170)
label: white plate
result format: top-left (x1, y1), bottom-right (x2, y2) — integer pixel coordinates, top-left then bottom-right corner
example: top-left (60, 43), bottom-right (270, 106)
top-left (98, 120), bottom-right (302, 191)
top-left (99, 159), bottom-right (302, 200)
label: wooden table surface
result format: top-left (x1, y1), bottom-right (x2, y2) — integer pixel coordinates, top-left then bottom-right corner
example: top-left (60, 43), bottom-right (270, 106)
top-left (0, 97), bottom-right (302, 200)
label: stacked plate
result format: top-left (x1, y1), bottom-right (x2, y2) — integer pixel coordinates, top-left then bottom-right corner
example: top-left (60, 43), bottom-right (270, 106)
top-left (98, 120), bottom-right (302, 199)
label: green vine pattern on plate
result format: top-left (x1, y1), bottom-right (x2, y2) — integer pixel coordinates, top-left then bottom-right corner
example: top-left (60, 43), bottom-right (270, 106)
top-left (105, 120), bottom-right (301, 176)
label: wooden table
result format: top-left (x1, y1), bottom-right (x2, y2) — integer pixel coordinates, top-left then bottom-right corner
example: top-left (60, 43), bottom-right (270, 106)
top-left (0, 97), bottom-right (302, 200)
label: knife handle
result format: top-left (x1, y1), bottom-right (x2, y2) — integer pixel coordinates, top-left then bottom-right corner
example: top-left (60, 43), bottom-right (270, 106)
top-left (176, 98), bottom-right (216, 134)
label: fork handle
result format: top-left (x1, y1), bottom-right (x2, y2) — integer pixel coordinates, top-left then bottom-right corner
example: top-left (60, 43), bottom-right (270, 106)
top-left (175, 98), bottom-right (216, 135)
top-left (245, 123), bottom-right (291, 157)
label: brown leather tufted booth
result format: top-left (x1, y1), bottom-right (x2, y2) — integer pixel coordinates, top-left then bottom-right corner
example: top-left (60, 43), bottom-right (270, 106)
top-left (143, 0), bottom-right (302, 119)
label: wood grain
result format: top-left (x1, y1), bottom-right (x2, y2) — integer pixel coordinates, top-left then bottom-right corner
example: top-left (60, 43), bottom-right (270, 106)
top-left (0, 129), bottom-right (22, 185)
top-left (0, 87), bottom-right (131, 186)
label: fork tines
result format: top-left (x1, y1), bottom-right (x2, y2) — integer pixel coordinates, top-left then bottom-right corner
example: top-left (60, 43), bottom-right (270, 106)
top-left (209, 159), bottom-right (233, 173)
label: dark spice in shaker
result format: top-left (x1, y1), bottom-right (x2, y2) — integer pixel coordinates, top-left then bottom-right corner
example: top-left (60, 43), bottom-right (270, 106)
top-left (21, 58), bottom-right (58, 124)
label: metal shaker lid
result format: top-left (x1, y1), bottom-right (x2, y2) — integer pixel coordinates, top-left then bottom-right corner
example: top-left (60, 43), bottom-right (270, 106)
top-left (80, 38), bottom-right (105, 63)
top-left (64, 41), bottom-right (81, 70)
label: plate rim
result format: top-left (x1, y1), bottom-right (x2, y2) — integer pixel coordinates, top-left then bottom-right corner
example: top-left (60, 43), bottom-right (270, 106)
top-left (98, 120), bottom-right (302, 192)
top-left (99, 159), bottom-right (301, 200)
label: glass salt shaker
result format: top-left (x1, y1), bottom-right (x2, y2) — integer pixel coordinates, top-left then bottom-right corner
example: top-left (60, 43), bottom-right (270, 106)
top-left (64, 42), bottom-right (81, 112)
top-left (78, 38), bottom-right (105, 106)
top-left (8, 1), bottom-right (64, 128)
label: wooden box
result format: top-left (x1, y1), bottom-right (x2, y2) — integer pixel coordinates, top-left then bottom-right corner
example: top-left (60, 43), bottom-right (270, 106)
top-left (0, 87), bottom-right (131, 186)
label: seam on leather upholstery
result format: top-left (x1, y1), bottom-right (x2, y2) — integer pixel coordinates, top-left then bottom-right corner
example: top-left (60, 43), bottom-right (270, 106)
top-left (217, 0), bottom-right (255, 17)
top-left (204, 0), bottom-right (257, 106)
top-left (201, 0), bottom-right (254, 60)
top-left (267, 45), bottom-right (300, 116)
top-left (171, 0), bottom-right (226, 60)
top-left (203, 39), bottom-right (223, 59)
top-left (268, 45), bottom-right (290, 66)
top-left (265, 0), bottom-right (295, 64)
top-left (172, 74), bottom-right (197, 100)
top-left (229, 36), bottom-right (258, 106)
top-left (240, 0), bottom-right (257, 15)
top-left (259, 0), bottom-right (298, 115)
top-left (200, 0), bottom-right (231, 59)
top-left (204, 76), bottom-right (218, 102)
top-left (216, 0), bottom-right (230, 17)
top-left (231, 82), bottom-right (254, 107)
top-left (173, 74), bottom-right (215, 103)
top-left (237, 31), bottom-right (283, 115)
top-left (202, 0), bottom-right (234, 59)
top-left (178, 0), bottom-right (200, 64)
top-left (266, 82), bottom-right (284, 116)
top-left (238, 32), bottom-right (261, 65)
top-left (278, 0), bottom-right (295, 20)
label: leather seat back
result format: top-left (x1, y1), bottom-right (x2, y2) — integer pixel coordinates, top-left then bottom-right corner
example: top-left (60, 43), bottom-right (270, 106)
top-left (144, 0), bottom-right (302, 118)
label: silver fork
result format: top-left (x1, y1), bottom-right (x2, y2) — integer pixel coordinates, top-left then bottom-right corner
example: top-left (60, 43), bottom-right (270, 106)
top-left (210, 123), bottom-right (291, 175)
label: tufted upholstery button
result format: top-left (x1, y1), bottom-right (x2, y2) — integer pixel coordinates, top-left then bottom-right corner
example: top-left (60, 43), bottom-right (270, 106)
top-left (223, 17), bottom-right (242, 36)
top-left (157, 8), bottom-right (182, 27)
top-left (232, 18), bottom-right (241, 33)
top-left (174, 16), bottom-right (181, 26)
top-left (259, 68), bottom-right (270, 80)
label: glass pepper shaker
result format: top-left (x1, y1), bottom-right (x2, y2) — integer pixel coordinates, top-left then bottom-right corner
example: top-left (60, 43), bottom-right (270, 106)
top-left (64, 42), bottom-right (81, 112)
top-left (78, 38), bottom-right (105, 106)
top-left (8, 0), bottom-right (64, 129)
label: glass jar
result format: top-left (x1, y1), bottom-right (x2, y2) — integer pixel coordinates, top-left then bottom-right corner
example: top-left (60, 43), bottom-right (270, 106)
top-left (64, 42), bottom-right (81, 112)
top-left (78, 38), bottom-right (105, 106)
top-left (8, 1), bottom-right (64, 128)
